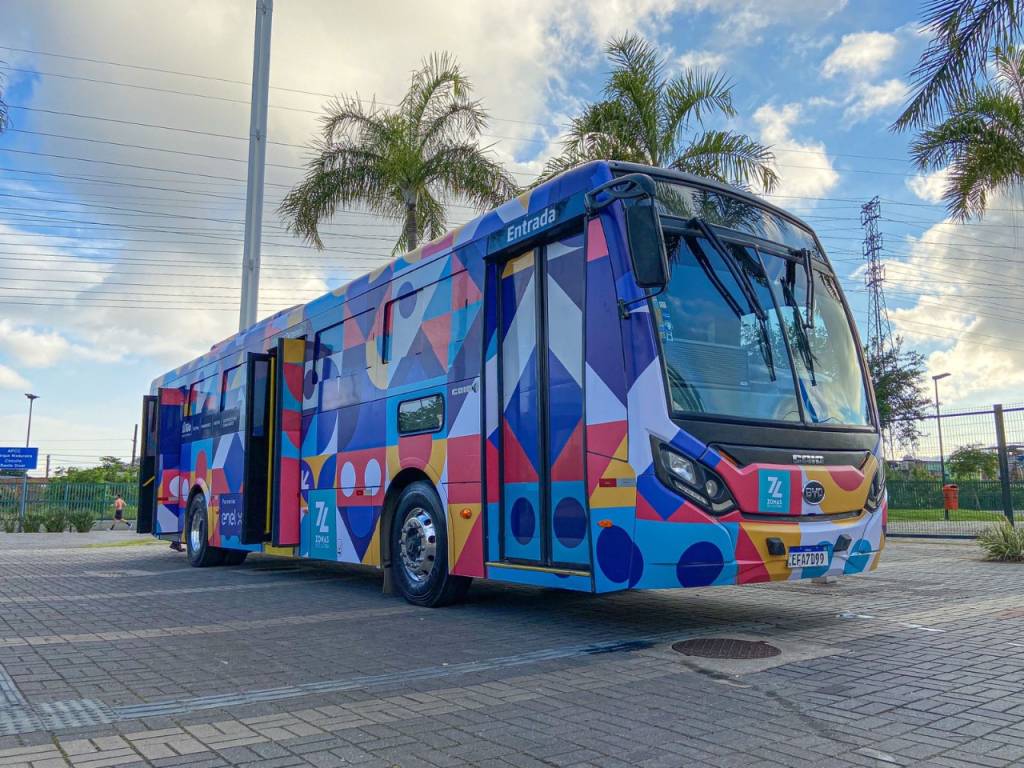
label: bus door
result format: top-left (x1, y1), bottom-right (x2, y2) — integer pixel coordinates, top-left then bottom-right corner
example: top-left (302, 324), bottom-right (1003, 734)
top-left (153, 387), bottom-right (185, 537)
top-left (271, 337), bottom-right (305, 546)
top-left (496, 228), bottom-right (589, 569)
top-left (136, 395), bottom-right (158, 534)
top-left (241, 352), bottom-right (273, 544)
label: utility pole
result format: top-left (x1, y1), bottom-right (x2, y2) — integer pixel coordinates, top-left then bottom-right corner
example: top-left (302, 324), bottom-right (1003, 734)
top-left (238, 0), bottom-right (274, 331)
top-left (130, 423), bottom-right (138, 467)
top-left (45, 453), bottom-right (50, 479)
top-left (18, 393), bottom-right (39, 532)
top-left (860, 197), bottom-right (894, 362)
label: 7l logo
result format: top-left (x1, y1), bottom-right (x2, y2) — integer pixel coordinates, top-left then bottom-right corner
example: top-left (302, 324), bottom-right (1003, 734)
top-left (758, 470), bottom-right (791, 512)
top-left (315, 500), bottom-right (330, 534)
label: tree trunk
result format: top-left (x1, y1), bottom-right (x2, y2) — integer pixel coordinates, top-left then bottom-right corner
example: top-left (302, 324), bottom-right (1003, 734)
top-left (404, 201), bottom-right (417, 251)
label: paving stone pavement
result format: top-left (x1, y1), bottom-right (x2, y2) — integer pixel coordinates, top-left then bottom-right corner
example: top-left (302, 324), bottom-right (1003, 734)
top-left (0, 537), bottom-right (1021, 767)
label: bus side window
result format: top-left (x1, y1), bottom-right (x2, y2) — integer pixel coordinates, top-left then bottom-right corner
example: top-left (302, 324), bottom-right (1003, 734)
top-left (315, 322), bottom-right (346, 410)
top-left (382, 289), bottom-right (421, 364)
top-left (187, 374), bottom-right (221, 417)
top-left (221, 364), bottom-right (247, 433)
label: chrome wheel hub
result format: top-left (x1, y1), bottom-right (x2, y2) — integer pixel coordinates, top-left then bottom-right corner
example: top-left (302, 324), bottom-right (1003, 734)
top-left (399, 507), bottom-right (437, 584)
top-left (189, 509), bottom-right (204, 552)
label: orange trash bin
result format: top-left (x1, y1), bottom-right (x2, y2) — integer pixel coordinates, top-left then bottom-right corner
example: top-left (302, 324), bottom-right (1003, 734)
top-left (942, 483), bottom-right (959, 511)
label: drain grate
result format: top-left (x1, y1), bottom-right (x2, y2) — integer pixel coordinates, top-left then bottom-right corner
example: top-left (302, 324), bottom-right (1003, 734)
top-left (672, 638), bottom-right (781, 660)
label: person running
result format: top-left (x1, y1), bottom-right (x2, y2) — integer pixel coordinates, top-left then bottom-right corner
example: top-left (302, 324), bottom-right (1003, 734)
top-left (110, 494), bottom-right (130, 529)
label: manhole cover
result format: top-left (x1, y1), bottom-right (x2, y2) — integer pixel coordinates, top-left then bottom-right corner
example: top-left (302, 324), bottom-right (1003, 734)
top-left (672, 638), bottom-right (781, 660)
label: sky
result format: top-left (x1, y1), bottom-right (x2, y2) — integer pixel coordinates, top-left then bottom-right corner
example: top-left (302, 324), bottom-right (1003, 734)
top-left (1, 0), bottom-right (1022, 473)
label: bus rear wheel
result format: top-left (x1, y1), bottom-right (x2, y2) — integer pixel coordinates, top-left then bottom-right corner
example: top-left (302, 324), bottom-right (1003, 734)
top-left (391, 481), bottom-right (470, 607)
top-left (186, 495), bottom-right (225, 568)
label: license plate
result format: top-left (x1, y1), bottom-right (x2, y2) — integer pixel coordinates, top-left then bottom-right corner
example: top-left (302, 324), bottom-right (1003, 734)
top-left (787, 545), bottom-right (829, 569)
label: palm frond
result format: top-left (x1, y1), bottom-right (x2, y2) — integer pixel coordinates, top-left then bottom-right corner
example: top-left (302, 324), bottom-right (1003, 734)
top-left (893, 0), bottom-right (1021, 131)
top-left (320, 95), bottom-right (384, 143)
top-left (662, 67), bottom-right (735, 157)
top-left (404, 51), bottom-right (470, 129)
top-left (423, 142), bottom-right (519, 208)
top-left (278, 143), bottom-right (391, 249)
top-left (418, 98), bottom-right (488, 152)
top-left (604, 33), bottom-right (663, 163)
top-left (673, 129), bottom-right (779, 192)
top-left (994, 44), bottom-right (1024, 104)
top-left (910, 80), bottom-right (1024, 220)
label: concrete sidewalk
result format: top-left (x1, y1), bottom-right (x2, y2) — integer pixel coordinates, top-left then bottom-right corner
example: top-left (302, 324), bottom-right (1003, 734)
top-left (0, 538), bottom-right (1021, 767)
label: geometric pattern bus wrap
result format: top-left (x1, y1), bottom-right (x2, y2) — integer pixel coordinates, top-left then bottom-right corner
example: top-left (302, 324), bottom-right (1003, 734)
top-left (149, 160), bottom-right (885, 594)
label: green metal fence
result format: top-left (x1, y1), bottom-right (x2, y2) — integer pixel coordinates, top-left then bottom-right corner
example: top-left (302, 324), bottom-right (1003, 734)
top-left (886, 402), bottom-right (1022, 537)
top-left (0, 479), bottom-right (138, 526)
top-left (888, 479), bottom-right (1024, 514)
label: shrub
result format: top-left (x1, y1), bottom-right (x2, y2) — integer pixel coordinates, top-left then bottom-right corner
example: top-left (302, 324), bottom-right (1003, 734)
top-left (1, 515), bottom-right (16, 533)
top-left (67, 509), bottom-right (97, 533)
top-left (21, 512), bottom-right (45, 533)
top-left (42, 510), bottom-right (67, 533)
top-left (977, 522), bottom-right (1024, 562)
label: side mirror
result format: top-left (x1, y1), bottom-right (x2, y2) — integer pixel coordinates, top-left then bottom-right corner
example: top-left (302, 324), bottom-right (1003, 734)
top-left (626, 198), bottom-right (669, 290)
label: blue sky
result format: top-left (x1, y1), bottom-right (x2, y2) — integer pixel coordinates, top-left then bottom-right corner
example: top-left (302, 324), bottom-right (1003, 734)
top-left (1, 0), bottom-right (1021, 471)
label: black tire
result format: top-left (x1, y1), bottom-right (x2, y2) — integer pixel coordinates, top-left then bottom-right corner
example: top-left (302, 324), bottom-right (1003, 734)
top-left (185, 495), bottom-right (225, 568)
top-left (223, 550), bottom-right (248, 566)
top-left (390, 481), bottom-right (471, 607)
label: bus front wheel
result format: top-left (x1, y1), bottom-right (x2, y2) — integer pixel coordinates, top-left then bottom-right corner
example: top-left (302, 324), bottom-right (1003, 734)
top-left (185, 495), bottom-right (225, 568)
top-left (390, 481), bottom-right (470, 607)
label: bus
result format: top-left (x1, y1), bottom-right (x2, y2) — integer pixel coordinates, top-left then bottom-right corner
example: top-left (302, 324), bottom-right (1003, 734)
top-left (137, 161), bottom-right (886, 606)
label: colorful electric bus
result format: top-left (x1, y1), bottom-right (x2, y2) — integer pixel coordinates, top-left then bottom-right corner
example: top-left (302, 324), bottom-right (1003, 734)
top-left (137, 161), bottom-right (886, 606)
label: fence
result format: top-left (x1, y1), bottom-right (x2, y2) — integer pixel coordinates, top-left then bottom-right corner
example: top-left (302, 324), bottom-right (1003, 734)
top-left (0, 479), bottom-right (137, 528)
top-left (886, 402), bottom-right (1023, 537)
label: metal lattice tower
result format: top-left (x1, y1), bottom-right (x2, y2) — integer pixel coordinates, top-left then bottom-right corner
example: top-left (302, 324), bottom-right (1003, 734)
top-left (860, 197), bottom-right (894, 360)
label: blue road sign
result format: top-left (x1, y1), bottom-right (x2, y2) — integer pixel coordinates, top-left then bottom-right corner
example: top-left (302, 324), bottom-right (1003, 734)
top-left (0, 447), bottom-right (38, 471)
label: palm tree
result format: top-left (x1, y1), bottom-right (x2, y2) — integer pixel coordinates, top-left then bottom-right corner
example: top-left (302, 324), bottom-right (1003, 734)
top-left (280, 52), bottom-right (517, 253)
top-left (894, 0), bottom-right (1021, 131)
top-left (539, 33), bottom-right (778, 192)
top-left (910, 45), bottom-right (1024, 219)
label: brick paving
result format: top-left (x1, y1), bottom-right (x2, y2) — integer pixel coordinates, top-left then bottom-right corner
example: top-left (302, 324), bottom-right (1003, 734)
top-left (0, 536), bottom-right (1021, 767)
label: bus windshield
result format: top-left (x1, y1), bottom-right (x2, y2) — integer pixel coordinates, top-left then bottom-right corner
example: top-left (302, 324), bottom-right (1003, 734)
top-left (651, 224), bottom-right (872, 428)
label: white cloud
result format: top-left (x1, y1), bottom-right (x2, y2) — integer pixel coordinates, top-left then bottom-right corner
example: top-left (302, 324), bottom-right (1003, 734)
top-left (676, 50), bottom-right (727, 70)
top-left (907, 168), bottom-right (950, 204)
top-left (754, 102), bottom-right (839, 202)
top-left (822, 31), bottom-right (900, 79)
top-left (843, 78), bottom-right (909, 122)
top-left (886, 190), bottom-right (1024, 407)
top-left (0, 321), bottom-right (71, 368)
top-left (0, 364), bottom-right (30, 391)
top-left (712, 0), bottom-right (847, 45)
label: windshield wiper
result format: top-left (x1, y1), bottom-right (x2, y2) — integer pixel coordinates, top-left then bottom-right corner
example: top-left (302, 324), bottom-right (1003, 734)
top-left (794, 248), bottom-right (816, 329)
top-left (684, 236), bottom-right (745, 319)
top-left (690, 218), bottom-right (776, 382)
top-left (782, 260), bottom-right (817, 386)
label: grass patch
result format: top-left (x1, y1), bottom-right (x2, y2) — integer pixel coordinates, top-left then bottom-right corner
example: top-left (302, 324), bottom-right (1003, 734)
top-left (888, 508), bottom-right (1008, 523)
top-left (84, 538), bottom-right (163, 548)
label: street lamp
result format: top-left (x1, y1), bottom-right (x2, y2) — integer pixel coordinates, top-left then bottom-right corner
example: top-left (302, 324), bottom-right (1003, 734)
top-left (18, 393), bottom-right (39, 532)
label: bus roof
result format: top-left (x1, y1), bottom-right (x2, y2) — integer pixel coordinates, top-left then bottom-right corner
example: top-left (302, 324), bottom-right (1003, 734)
top-left (151, 160), bottom-right (802, 390)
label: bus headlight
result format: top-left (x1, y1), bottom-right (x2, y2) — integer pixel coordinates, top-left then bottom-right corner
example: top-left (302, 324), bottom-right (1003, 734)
top-left (866, 461), bottom-right (886, 511)
top-left (664, 451), bottom-right (698, 486)
top-left (656, 443), bottom-right (736, 516)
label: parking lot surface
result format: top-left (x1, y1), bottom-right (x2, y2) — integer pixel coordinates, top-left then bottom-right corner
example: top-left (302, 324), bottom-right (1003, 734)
top-left (0, 537), bottom-right (1022, 768)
